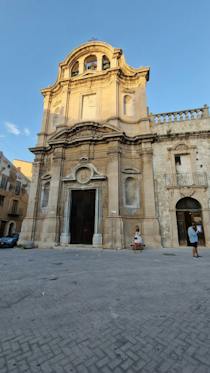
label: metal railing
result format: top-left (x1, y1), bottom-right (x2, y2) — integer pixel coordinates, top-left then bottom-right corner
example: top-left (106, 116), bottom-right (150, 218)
top-left (8, 207), bottom-right (22, 216)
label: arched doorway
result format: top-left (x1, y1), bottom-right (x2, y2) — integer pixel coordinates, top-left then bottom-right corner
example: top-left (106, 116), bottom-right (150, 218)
top-left (8, 221), bottom-right (16, 236)
top-left (176, 197), bottom-right (205, 246)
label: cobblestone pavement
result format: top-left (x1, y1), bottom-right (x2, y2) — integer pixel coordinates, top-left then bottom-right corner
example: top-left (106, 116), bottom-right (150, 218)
top-left (0, 246), bottom-right (210, 373)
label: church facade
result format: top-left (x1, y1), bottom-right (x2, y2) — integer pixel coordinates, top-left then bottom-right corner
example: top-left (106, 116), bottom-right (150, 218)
top-left (19, 41), bottom-right (210, 248)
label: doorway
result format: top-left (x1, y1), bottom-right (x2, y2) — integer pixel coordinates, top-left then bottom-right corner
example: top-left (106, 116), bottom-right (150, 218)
top-left (8, 222), bottom-right (15, 236)
top-left (176, 197), bottom-right (205, 246)
top-left (70, 189), bottom-right (96, 244)
top-left (0, 221), bottom-right (6, 236)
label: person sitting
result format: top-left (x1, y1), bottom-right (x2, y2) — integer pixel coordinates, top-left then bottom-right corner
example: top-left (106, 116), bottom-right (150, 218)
top-left (131, 226), bottom-right (145, 250)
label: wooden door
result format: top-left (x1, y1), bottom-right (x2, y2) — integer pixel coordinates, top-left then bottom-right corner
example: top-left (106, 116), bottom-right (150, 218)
top-left (70, 189), bottom-right (95, 244)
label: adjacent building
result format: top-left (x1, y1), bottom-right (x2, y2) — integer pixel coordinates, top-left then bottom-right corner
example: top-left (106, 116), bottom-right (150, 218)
top-left (13, 159), bottom-right (33, 180)
top-left (0, 152), bottom-right (30, 236)
top-left (19, 41), bottom-right (210, 248)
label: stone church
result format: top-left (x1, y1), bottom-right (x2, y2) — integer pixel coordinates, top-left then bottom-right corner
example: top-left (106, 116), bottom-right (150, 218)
top-left (19, 41), bottom-right (210, 249)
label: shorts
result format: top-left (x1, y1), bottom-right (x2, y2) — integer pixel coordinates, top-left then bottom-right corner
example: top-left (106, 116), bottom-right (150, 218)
top-left (190, 242), bottom-right (198, 248)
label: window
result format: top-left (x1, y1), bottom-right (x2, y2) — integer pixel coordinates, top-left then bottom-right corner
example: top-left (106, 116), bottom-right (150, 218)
top-left (41, 182), bottom-right (50, 208)
top-left (175, 155), bottom-right (181, 165)
top-left (0, 195), bottom-right (4, 207)
top-left (11, 200), bottom-right (18, 214)
top-left (175, 154), bottom-right (191, 173)
top-left (84, 55), bottom-right (97, 71)
top-left (71, 61), bottom-right (79, 77)
top-left (102, 55), bottom-right (110, 70)
top-left (0, 175), bottom-right (8, 190)
top-left (15, 181), bottom-right (21, 195)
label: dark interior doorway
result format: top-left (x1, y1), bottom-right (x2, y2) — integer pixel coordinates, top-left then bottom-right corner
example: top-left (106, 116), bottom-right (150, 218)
top-left (8, 222), bottom-right (15, 236)
top-left (70, 189), bottom-right (95, 244)
top-left (0, 221), bottom-right (6, 236)
top-left (176, 197), bottom-right (205, 246)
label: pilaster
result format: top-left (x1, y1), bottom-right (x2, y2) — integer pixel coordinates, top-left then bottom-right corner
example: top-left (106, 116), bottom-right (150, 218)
top-left (41, 147), bottom-right (64, 245)
top-left (141, 141), bottom-right (161, 247)
top-left (18, 155), bottom-right (43, 246)
top-left (60, 187), bottom-right (71, 245)
top-left (93, 188), bottom-right (103, 246)
top-left (105, 142), bottom-right (124, 249)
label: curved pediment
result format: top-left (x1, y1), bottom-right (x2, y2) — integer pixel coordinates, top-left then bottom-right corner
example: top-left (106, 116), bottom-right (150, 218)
top-left (48, 121), bottom-right (123, 146)
top-left (41, 41), bottom-right (150, 95)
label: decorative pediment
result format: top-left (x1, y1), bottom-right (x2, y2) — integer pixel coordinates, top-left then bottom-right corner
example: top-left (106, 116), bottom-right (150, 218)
top-left (48, 121), bottom-right (123, 146)
top-left (122, 167), bottom-right (141, 174)
top-left (167, 143), bottom-right (196, 152)
top-left (41, 173), bottom-right (51, 181)
top-left (63, 162), bottom-right (106, 184)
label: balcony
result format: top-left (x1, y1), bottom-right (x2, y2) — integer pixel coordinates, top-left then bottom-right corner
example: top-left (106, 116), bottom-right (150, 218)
top-left (165, 173), bottom-right (208, 188)
top-left (8, 207), bottom-right (22, 217)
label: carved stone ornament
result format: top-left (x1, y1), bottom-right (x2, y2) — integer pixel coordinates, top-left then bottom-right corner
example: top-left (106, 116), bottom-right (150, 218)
top-left (76, 167), bottom-right (92, 184)
top-left (180, 187), bottom-right (195, 197)
top-left (62, 162), bottom-right (106, 184)
top-left (122, 167), bottom-right (140, 174)
top-left (41, 173), bottom-right (51, 181)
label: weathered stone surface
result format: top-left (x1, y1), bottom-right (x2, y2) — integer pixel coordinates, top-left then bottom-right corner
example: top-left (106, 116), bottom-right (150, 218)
top-left (0, 247), bottom-right (210, 372)
top-left (19, 41), bottom-right (210, 249)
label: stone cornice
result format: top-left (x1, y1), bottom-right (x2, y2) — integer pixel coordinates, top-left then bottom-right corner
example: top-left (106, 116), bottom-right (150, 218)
top-left (105, 116), bottom-right (149, 124)
top-left (30, 123), bottom-right (156, 155)
top-left (41, 67), bottom-right (149, 96)
top-left (156, 130), bottom-right (210, 142)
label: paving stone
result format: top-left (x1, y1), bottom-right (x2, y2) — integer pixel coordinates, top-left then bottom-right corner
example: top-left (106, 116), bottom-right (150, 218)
top-left (0, 247), bottom-right (210, 373)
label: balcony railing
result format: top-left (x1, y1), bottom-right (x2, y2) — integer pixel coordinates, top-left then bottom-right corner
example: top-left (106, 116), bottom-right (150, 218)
top-left (8, 207), bottom-right (22, 216)
top-left (150, 105), bottom-right (209, 124)
top-left (165, 173), bottom-right (208, 188)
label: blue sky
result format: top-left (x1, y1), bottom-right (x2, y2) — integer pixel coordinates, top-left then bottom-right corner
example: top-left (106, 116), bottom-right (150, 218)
top-left (0, 0), bottom-right (210, 162)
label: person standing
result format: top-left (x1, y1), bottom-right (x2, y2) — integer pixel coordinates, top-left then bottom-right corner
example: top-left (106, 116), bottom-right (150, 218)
top-left (188, 222), bottom-right (201, 258)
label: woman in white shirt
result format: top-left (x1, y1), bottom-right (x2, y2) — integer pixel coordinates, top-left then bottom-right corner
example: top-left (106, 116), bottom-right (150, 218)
top-left (131, 226), bottom-right (145, 250)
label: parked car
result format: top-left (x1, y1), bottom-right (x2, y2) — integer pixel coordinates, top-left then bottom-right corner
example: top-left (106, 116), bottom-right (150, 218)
top-left (0, 233), bottom-right (19, 248)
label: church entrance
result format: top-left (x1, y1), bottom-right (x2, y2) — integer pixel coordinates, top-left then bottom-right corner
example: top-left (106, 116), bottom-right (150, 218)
top-left (176, 197), bottom-right (205, 246)
top-left (70, 189), bottom-right (96, 244)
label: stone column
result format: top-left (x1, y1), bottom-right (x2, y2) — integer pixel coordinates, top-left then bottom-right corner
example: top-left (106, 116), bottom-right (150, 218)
top-left (93, 188), bottom-right (102, 247)
top-left (41, 147), bottom-right (64, 246)
top-left (105, 142), bottom-right (124, 249)
top-left (18, 155), bottom-right (42, 247)
top-left (60, 187), bottom-right (71, 244)
top-left (141, 141), bottom-right (161, 247)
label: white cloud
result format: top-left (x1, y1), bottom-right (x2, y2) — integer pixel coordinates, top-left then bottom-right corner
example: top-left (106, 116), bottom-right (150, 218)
top-left (23, 128), bottom-right (30, 136)
top-left (5, 121), bottom-right (21, 135)
top-left (4, 122), bottom-right (31, 137)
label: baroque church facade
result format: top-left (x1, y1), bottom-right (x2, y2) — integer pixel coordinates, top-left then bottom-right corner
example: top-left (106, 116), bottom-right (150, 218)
top-left (19, 41), bottom-right (210, 248)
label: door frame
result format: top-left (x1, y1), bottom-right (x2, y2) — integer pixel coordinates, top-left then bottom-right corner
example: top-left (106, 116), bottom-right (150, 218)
top-left (176, 208), bottom-right (205, 246)
top-left (60, 186), bottom-right (102, 246)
